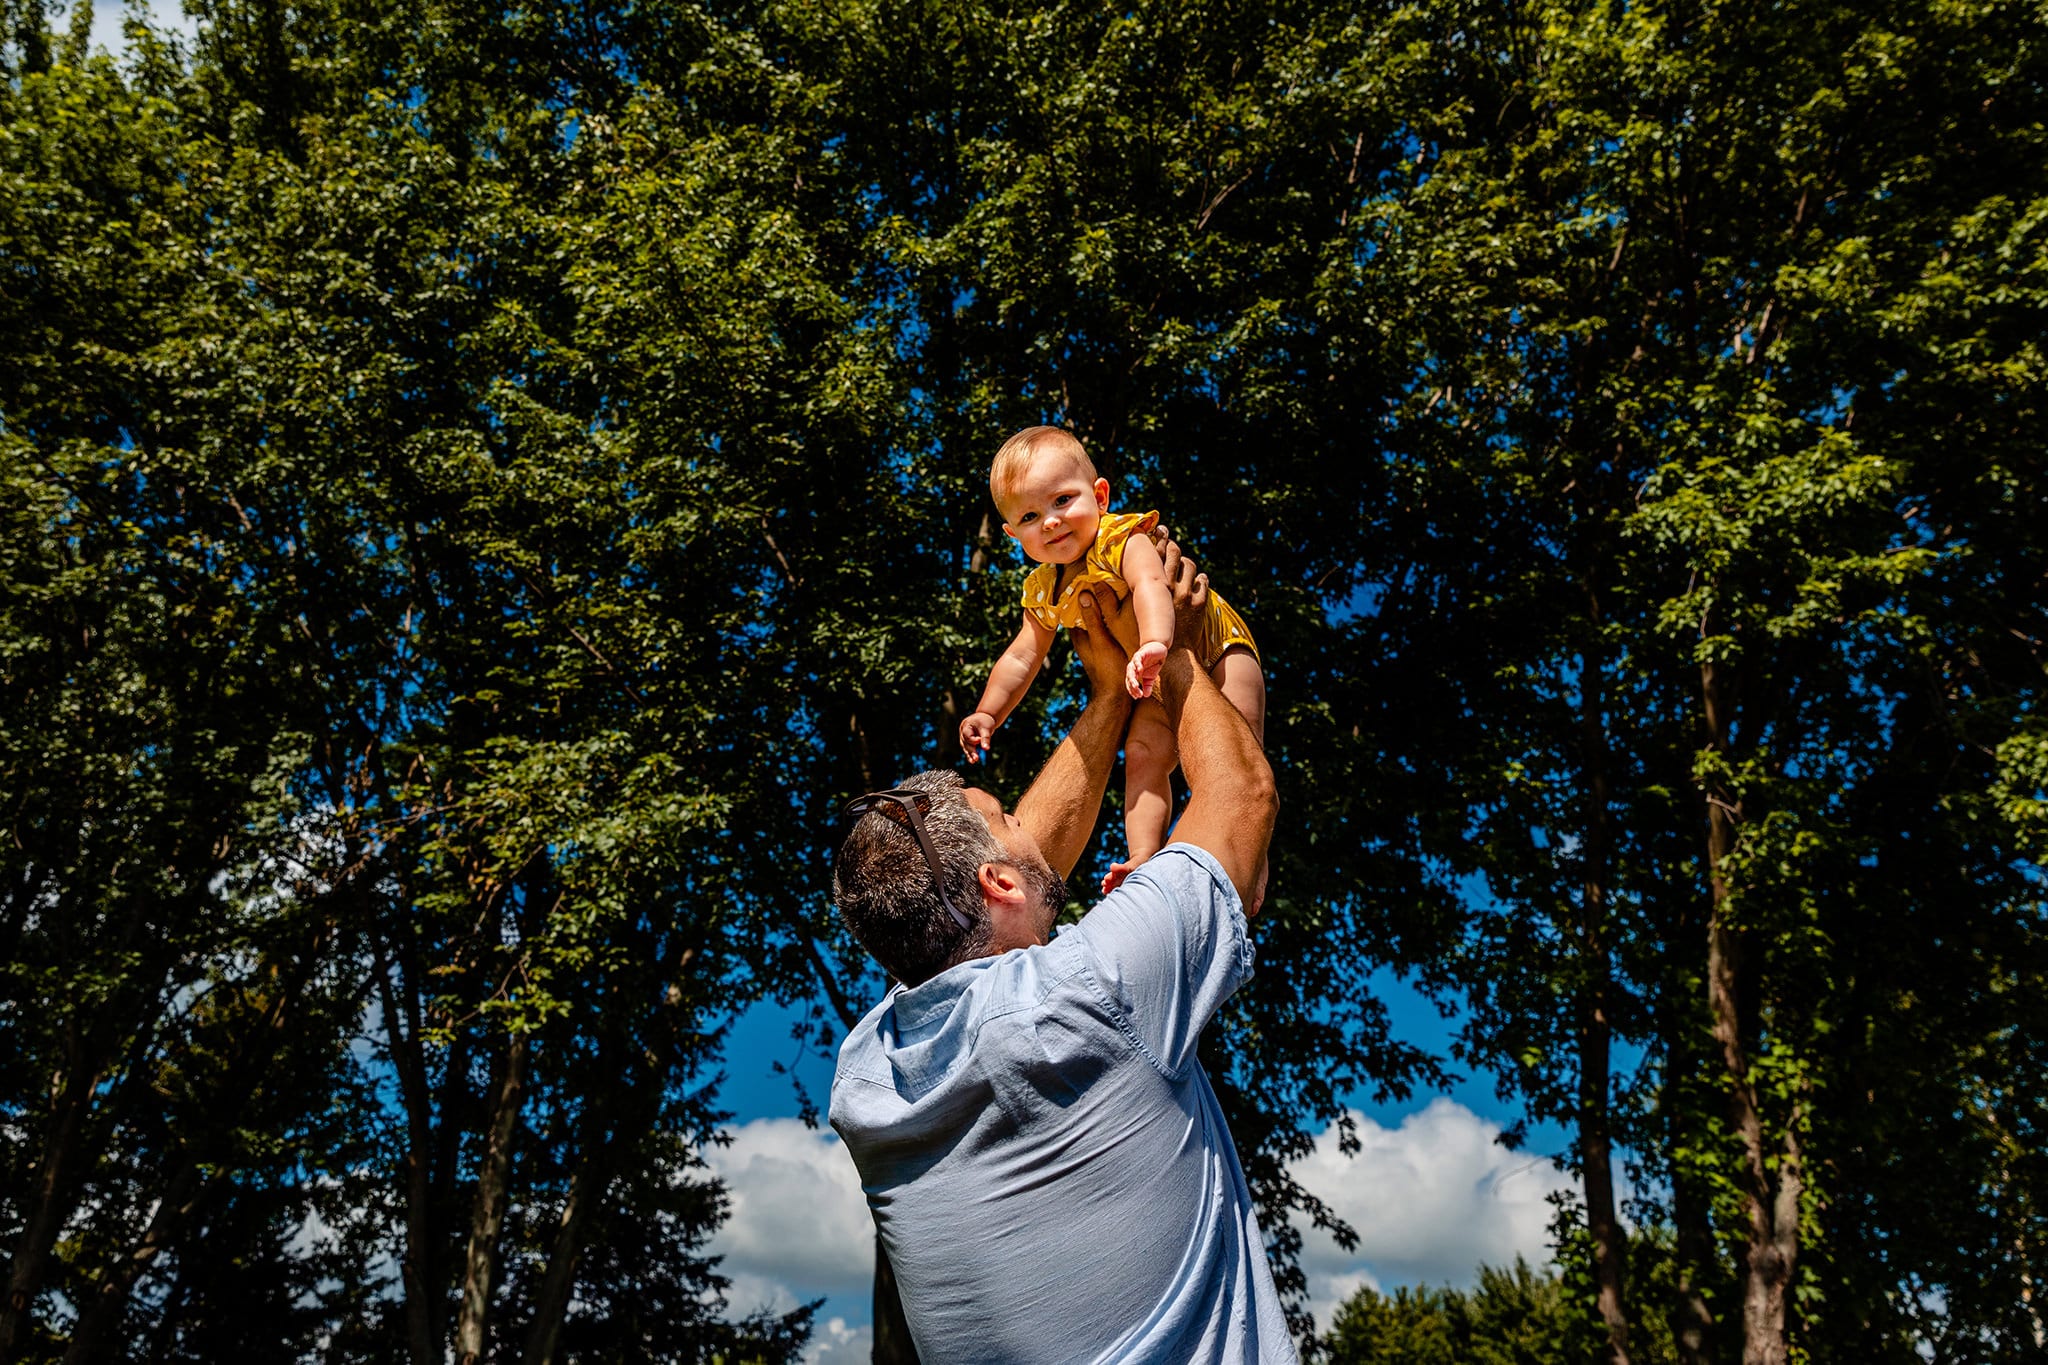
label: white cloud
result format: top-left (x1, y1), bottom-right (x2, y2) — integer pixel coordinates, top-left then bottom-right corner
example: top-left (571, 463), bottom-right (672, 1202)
top-left (60, 0), bottom-right (197, 57)
top-left (701, 1118), bottom-right (876, 1316)
top-left (1286, 1099), bottom-right (1571, 1329)
top-left (802, 1317), bottom-right (874, 1365)
top-left (705, 1103), bottom-right (1570, 1352)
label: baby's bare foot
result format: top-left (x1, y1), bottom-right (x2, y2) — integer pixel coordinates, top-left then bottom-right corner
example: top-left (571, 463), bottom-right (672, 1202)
top-left (1100, 853), bottom-right (1153, 895)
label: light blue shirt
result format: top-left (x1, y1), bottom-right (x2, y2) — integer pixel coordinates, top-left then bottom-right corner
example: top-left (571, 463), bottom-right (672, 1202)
top-left (829, 845), bottom-right (1297, 1364)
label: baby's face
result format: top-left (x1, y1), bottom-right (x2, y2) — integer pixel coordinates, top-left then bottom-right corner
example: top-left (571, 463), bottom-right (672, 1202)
top-left (996, 453), bottom-right (1110, 566)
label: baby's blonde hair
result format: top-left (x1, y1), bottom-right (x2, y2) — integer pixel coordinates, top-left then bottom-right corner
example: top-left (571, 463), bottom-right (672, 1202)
top-left (990, 425), bottom-right (1097, 505)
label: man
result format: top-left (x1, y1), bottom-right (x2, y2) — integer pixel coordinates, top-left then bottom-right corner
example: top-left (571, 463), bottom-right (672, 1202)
top-left (828, 541), bottom-right (1292, 1363)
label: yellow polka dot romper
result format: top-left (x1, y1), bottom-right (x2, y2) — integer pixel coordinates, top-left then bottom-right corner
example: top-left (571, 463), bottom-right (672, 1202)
top-left (1019, 510), bottom-right (1260, 671)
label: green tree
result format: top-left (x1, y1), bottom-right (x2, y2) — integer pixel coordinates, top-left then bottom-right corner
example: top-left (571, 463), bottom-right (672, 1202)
top-left (1333, 1), bottom-right (2048, 1361)
top-left (1, 2), bottom-right (839, 1359)
top-left (1319, 1258), bottom-right (1580, 1365)
top-left (4, 2), bottom-right (2046, 1362)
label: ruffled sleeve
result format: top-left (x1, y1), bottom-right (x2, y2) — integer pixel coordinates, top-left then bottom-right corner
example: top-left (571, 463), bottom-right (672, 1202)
top-left (1020, 562), bottom-right (1061, 631)
top-left (1087, 510), bottom-right (1160, 579)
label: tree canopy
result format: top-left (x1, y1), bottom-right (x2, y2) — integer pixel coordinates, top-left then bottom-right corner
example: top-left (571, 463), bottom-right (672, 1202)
top-left (2, 2), bottom-right (2044, 1363)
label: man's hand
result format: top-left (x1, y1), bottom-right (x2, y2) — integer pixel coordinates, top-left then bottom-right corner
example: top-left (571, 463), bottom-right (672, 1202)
top-left (1070, 591), bottom-right (1129, 699)
top-left (1014, 588), bottom-right (1137, 880)
top-left (1158, 533), bottom-right (1210, 643)
top-left (959, 711), bottom-right (997, 764)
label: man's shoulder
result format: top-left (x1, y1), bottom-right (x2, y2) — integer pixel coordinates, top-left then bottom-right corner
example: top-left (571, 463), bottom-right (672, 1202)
top-left (1061, 844), bottom-right (1255, 1081)
top-left (1066, 844), bottom-right (1247, 971)
top-left (829, 984), bottom-right (903, 1088)
top-left (829, 945), bottom-right (1096, 1113)
top-left (1087, 844), bottom-right (1237, 917)
top-left (1141, 841), bottom-right (1233, 887)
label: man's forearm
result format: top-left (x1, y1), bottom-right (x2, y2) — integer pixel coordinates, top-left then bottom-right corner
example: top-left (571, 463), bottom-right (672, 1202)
top-left (1014, 685), bottom-right (1132, 879)
top-left (1152, 645), bottom-right (1276, 898)
top-left (1154, 649), bottom-right (1264, 794)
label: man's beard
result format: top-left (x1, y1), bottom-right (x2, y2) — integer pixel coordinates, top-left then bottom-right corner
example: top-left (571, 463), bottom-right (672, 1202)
top-left (1025, 856), bottom-right (1068, 921)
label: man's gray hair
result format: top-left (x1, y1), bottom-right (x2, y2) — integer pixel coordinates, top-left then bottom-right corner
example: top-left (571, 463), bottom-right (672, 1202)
top-left (833, 770), bottom-right (1001, 987)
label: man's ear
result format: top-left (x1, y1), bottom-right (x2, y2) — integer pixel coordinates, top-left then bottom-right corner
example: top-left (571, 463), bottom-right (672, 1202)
top-left (976, 861), bottom-right (1028, 906)
top-left (1092, 477), bottom-right (1110, 511)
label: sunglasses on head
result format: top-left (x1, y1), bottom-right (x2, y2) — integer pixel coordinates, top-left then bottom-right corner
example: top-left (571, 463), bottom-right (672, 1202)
top-left (840, 788), bottom-right (975, 931)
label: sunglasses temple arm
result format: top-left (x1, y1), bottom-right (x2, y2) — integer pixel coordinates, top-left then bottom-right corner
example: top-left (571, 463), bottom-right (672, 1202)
top-left (905, 819), bottom-right (974, 930)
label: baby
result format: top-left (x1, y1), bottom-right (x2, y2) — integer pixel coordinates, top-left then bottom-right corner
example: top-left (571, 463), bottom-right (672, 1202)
top-left (959, 425), bottom-right (1266, 893)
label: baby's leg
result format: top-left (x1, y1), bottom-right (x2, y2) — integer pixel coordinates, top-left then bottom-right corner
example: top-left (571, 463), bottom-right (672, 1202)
top-left (1212, 646), bottom-right (1270, 909)
top-left (1102, 698), bottom-right (1176, 895)
top-left (1211, 646), bottom-right (1266, 744)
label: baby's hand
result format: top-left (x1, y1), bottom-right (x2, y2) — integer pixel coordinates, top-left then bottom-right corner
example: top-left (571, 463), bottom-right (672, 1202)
top-left (959, 711), bottom-right (997, 764)
top-left (1125, 642), bottom-right (1169, 699)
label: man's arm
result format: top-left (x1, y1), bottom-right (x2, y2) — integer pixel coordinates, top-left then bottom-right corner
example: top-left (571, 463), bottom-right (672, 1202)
top-left (1149, 566), bottom-right (1276, 911)
top-left (1013, 590), bottom-right (1132, 879)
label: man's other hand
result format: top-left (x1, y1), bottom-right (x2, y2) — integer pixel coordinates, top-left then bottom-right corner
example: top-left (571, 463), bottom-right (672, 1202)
top-left (1071, 591), bottom-right (1131, 701)
top-left (1157, 532), bottom-right (1210, 643)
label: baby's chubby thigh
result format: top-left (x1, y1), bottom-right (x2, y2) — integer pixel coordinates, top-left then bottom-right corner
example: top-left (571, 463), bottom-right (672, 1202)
top-left (1211, 645), bottom-right (1266, 745)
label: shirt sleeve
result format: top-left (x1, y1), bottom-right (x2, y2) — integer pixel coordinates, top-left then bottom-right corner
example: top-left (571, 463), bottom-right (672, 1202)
top-left (1066, 844), bottom-right (1254, 1078)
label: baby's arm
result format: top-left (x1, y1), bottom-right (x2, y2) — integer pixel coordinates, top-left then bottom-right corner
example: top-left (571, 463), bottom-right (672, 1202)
top-left (961, 612), bottom-right (1058, 763)
top-left (1116, 533), bottom-right (1175, 699)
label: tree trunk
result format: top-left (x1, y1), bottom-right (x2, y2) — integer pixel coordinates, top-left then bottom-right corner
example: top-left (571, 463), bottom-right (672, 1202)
top-left (1577, 639), bottom-right (1631, 1365)
top-left (381, 952), bottom-right (444, 1365)
top-left (522, 1141), bottom-right (605, 1365)
top-left (524, 948), bottom-right (693, 1365)
top-left (1994, 1103), bottom-right (2048, 1350)
top-left (1666, 1035), bottom-right (1718, 1365)
top-left (0, 1029), bottom-right (99, 1359)
top-left (59, 1164), bottom-right (224, 1364)
top-left (456, 1030), bottom-right (528, 1365)
top-left (1700, 655), bottom-right (1798, 1365)
top-left (1652, 729), bottom-right (1717, 1365)
top-left (871, 1235), bottom-right (919, 1365)
top-left (1736, 1121), bottom-right (1802, 1365)
top-left (1579, 975), bottom-right (1631, 1365)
